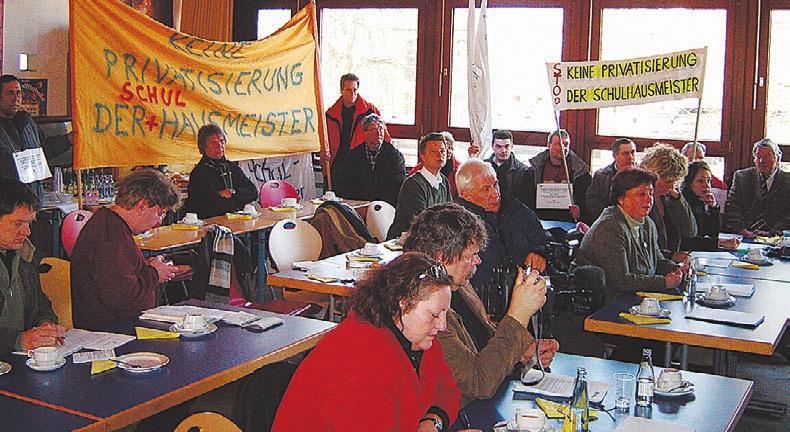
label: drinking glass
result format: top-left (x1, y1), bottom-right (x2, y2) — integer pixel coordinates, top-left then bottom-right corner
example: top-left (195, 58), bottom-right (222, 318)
top-left (613, 372), bottom-right (635, 411)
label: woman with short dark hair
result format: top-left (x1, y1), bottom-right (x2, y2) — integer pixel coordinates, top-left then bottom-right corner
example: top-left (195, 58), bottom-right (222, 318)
top-left (573, 167), bottom-right (683, 301)
top-left (680, 161), bottom-right (740, 251)
top-left (273, 253), bottom-right (466, 432)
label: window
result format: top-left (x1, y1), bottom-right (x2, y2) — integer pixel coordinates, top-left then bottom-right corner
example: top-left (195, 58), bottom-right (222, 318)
top-left (319, 8), bottom-right (418, 125)
top-left (597, 8), bottom-right (727, 141)
top-left (257, 9), bottom-right (292, 39)
top-left (766, 10), bottom-right (790, 144)
top-left (450, 7), bottom-right (563, 132)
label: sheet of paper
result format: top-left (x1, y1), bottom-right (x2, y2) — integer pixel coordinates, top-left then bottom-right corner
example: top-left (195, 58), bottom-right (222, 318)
top-left (306, 261), bottom-right (355, 282)
top-left (699, 258), bottom-right (733, 268)
top-left (686, 308), bottom-right (764, 327)
top-left (690, 251), bottom-right (738, 260)
top-left (13, 147), bottom-right (51, 183)
top-left (512, 372), bottom-right (609, 404)
top-left (142, 305), bottom-right (232, 322)
top-left (63, 329), bottom-right (135, 354)
top-left (696, 282), bottom-right (755, 297)
top-left (536, 183), bottom-right (573, 209)
top-left (614, 416), bottom-right (694, 432)
top-left (73, 349), bottom-right (116, 364)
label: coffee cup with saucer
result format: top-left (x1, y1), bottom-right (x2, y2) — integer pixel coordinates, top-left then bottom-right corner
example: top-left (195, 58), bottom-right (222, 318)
top-left (242, 204), bottom-right (259, 216)
top-left (515, 408), bottom-right (546, 431)
top-left (707, 285), bottom-right (728, 301)
top-left (639, 298), bottom-right (660, 315)
top-left (171, 313), bottom-right (217, 337)
top-left (26, 346), bottom-right (66, 371)
top-left (322, 191), bottom-right (339, 201)
top-left (280, 197), bottom-right (299, 208)
top-left (183, 212), bottom-right (200, 224)
top-left (360, 242), bottom-right (380, 257)
top-left (655, 368), bottom-right (694, 397)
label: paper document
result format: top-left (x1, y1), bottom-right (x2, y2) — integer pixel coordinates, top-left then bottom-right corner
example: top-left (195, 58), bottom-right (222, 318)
top-left (62, 329), bottom-right (135, 355)
top-left (690, 251), bottom-right (738, 260)
top-left (699, 258), bottom-right (733, 268)
top-left (73, 349), bottom-right (116, 364)
top-left (696, 283), bottom-right (755, 297)
top-left (686, 308), bottom-right (764, 327)
top-left (536, 183), bottom-right (573, 209)
top-left (512, 372), bottom-right (609, 404)
top-left (13, 147), bottom-right (51, 183)
top-left (614, 416), bottom-right (694, 432)
top-left (141, 305), bottom-right (232, 323)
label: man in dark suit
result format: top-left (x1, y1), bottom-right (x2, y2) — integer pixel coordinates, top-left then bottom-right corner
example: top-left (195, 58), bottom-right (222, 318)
top-left (725, 138), bottom-right (790, 238)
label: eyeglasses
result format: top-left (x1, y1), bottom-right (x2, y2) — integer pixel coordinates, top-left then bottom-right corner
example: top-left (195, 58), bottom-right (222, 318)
top-left (418, 264), bottom-right (448, 281)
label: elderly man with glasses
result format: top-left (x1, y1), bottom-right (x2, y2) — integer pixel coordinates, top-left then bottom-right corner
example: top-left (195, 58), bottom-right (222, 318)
top-left (71, 169), bottom-right (181, 330)
top-left (725, 138), bottom-right (790, 238)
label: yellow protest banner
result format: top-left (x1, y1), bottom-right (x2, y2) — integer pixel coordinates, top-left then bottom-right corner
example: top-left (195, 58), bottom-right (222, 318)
top-left (70, 0), bottom-right (324, 169)
top-left (546, 48), bottom-right (707, 111)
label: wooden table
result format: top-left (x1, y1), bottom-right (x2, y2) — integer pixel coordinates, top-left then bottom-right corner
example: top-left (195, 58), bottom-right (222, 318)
top-left (136, 199), bottom-right (369, 301)
top-left (0, 301), bottom-right (335, 431)
top-left (584, 275), bottom-right (789, 376)
top-left (453, 353), bottom-right (753, 432)
top-left (267, 243), bottom-right (402, 319)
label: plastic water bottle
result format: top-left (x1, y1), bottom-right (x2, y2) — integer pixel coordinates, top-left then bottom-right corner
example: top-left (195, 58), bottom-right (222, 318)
top-left (570, 367), bottom-right (589, 431)
top-left (635, 348), bottom-right (655, 407)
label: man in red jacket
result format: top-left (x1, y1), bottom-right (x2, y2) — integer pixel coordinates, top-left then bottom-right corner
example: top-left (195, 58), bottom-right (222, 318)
top-left (323, 73), bottom-right (389, 189)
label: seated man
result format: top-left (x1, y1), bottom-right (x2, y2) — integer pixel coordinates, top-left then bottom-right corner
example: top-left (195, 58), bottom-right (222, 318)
top-left (725, 138), bottom-right (790, 238)
top-left (334, 114), bottom-right (405, 207)
top-left (455, 159), bottom-right (549, 304)
top-left (183, 124), bottom-right (258, 219)
top-left (486, 129), bottom-right (529, 202)
top-left (403, 203), bottom-right (558, 407)
top-left (586, 138), bottom-right (636, 222)
top-left (71, 169), bottom-right (181, 330)
top-left (409, 131), bottom-right (460, 199)
top-left (386, 132), bottom-right (452, 239)
top-left (0, 178), bottom-right (64, 354)
top-left (526, 129), bottom-right (592, 223)
top-left (680, 141), bottom-right (727, 190)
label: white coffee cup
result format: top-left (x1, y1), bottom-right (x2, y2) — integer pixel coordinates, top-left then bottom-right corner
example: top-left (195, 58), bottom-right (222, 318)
top-left (657, 368), bottom-right (683, 390)
top-left (182, 313), bottom-right (207, 332)
top-left (708, 284), bottom-right (728, 301)
top-left (243, 204), bottom-right (257, 215)
top-left (639, 297), bottom-right (661, 315)
top-left (184, 212), bottom-right (199, 223)
top-left (322, 191), bottom-right (337, 201)
top-left (281, 197), bottom-right (298, 208)
top-left (361, 242), bottom-right (379, 256)
top-left (27, 346), bottom-right (62, 366)
top-left (515, 408), bottom-right (546, 432)
top-left (746, 248), bottom-right (764, 261)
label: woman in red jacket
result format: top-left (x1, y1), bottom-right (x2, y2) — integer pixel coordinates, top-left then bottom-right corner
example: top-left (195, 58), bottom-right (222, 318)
top-left (273, 253), bottom-right (468, 432)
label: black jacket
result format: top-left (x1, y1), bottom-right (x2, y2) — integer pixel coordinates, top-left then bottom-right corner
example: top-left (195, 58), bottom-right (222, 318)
top-left (184, 156), bottom-right (258, 219)
top-left (334, 141), bottom-right (406, 207)
top-left (486, 153), bottom-right (529, 203)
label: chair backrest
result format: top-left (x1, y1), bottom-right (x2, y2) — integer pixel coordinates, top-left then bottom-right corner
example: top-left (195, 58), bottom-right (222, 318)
top-left (258, 179), bottom-right (299, 208)
top-left (39, 257), bottom-right (73, 329)
top-left (61, 210), bottom-right (92, 257)
top-left (365, 201), bottom-right (396, 242)
top-left (268, 220), bottom-right (322, 271)
top-left (173, 412), bottom-right (241, 432)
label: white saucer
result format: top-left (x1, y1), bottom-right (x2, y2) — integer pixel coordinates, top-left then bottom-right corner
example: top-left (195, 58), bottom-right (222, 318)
top-left (357, 250), bottom-right (382, 258)
top-left (114, 352), bottom-right (169, 373)
top-left (26, 357), bottom-right (66, 372)
top-left (654, 381), bottom-right (695, 397)
top-left (493, 419), bottom-right (553, 432)
top-left (320, 197), bottom-right (342, 202)
top-left (169, 322), bottom-right (217, 338)
top-left (0, 361), bottom-right (11, 375)
top-left (178, 219), bottom-right (205, 226)
top-left (696, 293), bottom-right (736, 308)
top-left (629, 306), bottom-right (671, 318)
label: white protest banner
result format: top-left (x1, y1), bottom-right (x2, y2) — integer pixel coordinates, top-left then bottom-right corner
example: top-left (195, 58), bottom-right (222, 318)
top-left (239, 153), bottom-right (317, 201)
top-left (547, 48), bottom-right (706, 111)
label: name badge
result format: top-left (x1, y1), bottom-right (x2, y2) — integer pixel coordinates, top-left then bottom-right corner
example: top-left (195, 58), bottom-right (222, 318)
top-left (536, 183), bottom-right (573, 209)
top-left (13, 147), bottom-right (51, 183)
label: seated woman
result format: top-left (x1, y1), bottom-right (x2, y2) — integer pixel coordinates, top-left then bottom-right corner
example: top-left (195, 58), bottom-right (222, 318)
top-left (572, 167), bottom-right (684, 302)
top-left (273, 253), bottom-right (469, 432)
top-left (680, 161), bottom-right (740, 251)
top-left (639, 143), bottom-right (697, 255)
top-left (182, 124), bottom-right (258, 219)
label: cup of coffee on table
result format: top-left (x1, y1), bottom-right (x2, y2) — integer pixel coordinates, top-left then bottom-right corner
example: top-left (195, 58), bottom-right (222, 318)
top-left (182, 314), bottom-right (207, 332)
top-left (184, 212), bottom-right (199, 224)
top-left (28, 346), bottom-right (62, 367)
top-left (657, 368), bottom-right (683, 391)
top-left (361, 242), bottom-right (379, 256)
top-left (322, 191), bottom-right (337, 201)
top-left (515, 408), bottom-right (546, 432)
top-left (707, 284), bottom-right (728, 301)
top-left (281, 197), bottom-right (297, 208)
top-left (243, 204), bottom-right (256, 214)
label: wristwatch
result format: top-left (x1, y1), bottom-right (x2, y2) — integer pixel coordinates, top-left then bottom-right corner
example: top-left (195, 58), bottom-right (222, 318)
top-left (421, 417), bottom-right (444, 431)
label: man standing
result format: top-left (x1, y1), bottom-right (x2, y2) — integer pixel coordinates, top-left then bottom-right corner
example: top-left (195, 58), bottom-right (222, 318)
top-left (183, 124), bottom-right (258, 219)
top-left (0, 178), bottom-right (64, 354)
top-left (455, 159), bottom-right (549, 293)
top-left (387, 133), bottom-right (452, 239)
top-left (333, 114), bottom-right (405, 207)
top-left (71, 169), bottom-right (180, 330)
top-left (485, 130), bottom-right (529, 202)
top-left (586, 138), bottom-right (637, 221)
top-left (403, 203), bottom-right (558, 407)
top-left (0, 75), bottom-right (44, 198)
top-left (324, 74), bottom-right (388, 188)
top-left (725, 139), bottom-right (790, 238)
top-left (527, 130), bottom-right (592, 223)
